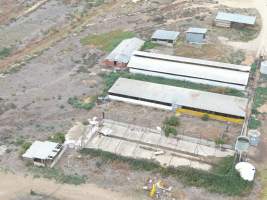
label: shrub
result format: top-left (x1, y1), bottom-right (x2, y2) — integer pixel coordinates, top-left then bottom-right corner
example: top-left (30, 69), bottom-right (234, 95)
top-left (48, 132), bottom-right (65, 144)
top-left (201, 114), bottom-right (209, 121)
top-left (68, 96), bottom-right (95, 110)
top-left (163, 125), bottom-right (177, 137)
top-left (164, 116), bottom-right (180, 126)
top-left (20, 141), bottom-right (32, 154)
top-left (141, 41), bottom-right (157, 50)
top-left (215, 138), bottom-right (225, 145)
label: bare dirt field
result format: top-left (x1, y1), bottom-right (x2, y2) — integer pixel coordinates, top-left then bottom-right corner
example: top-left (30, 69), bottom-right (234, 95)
top-left (0, 0), bottom-right (266, 199)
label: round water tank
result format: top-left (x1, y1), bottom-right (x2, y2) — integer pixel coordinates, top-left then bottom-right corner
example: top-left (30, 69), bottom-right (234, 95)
top-left (235, 136), bottom-right (250, 153)
top-left (260, 60), bottom-right (267, 75)
top-left (248, 129), bottom-right (261, 146)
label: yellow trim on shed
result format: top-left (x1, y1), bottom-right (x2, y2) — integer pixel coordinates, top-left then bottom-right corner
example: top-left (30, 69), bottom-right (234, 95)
top-left (176, 108), bottom-right (244, 124)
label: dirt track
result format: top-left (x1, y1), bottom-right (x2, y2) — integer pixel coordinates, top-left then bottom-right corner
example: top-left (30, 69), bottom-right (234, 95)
top-left (219, 0), bottom-right (267, 56)
top-left (0, 172), bottom-right (139, 200)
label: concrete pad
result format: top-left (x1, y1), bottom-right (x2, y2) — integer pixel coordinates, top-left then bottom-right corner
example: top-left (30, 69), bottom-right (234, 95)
top-left (86, 135), bottom-right (104, 149)
top-left (116, 141), bottom-right (137, 157)
top-left (170, 156), bottom-right (211, 170)
top-left (98, 137), bottom-right (121, 153)
top-left (124, 127), bottom-right (144, 141)
top-left (158, 136), bottom-right (178, 149)
top-left (141, 132), bottom-right (161, 145)
top-left (134, 145), bottom-right (153, 160)
top-left (154, 154), bottom-right (172, 167)
top-left (176, 140), bottom-right (198, 155)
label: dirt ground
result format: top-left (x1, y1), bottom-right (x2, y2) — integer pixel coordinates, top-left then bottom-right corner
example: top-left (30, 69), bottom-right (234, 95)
top-left (0, 0), bottom-right (266, 199)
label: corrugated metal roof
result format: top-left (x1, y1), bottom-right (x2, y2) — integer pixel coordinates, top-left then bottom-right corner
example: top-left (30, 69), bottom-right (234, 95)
top-left (216, 12), bottom-right (256, 25)
top-left (127, 51), bottom-right (250, 90)
top-left (151, 30), bottom-right (180, 41)
top-left (186, 27), bottom-right (207, 34)
top-left (108, 78), bottom-right (248, 117)
top-left (105, 37), bottom-right (144, 63)
top-left (22, 141), bottom-right (60, 160)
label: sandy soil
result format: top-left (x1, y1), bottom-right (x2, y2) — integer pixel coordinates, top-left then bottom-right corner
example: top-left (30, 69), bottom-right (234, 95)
top-left (0, 171), bottom-right (139, 200)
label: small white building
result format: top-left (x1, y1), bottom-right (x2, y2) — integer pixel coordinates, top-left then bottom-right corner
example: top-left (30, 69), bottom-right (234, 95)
top-left (22, 141), bottom-right (63, 167)
top-left (186, 27), bottom-right (207, 44)
top-left (151, 30), bottom-right (180, 46)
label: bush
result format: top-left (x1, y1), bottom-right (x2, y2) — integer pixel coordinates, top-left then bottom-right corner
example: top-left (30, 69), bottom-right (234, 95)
top-left (79, 149), bottom-right (252, 196)
top-left (201, 114), bottom-right (209, 121)
top-left (248, 116), bottom-right (261, 129)
top-left (163, 125), bottom-right (177, 137)
top-left (48, 132), bottom-right (65, 144)
top-left (164, 116), bottom-right (180, 126)
top-left (68, 96), bottom-right (95, 110)
top-left (20, 141), bottom-right (32, 154)
top-left (141, 41), bottom-right (157, 50)
top-left (215, 138), bottom-right (225, 145)
top-left (0, 47), bottom-right (11, 59)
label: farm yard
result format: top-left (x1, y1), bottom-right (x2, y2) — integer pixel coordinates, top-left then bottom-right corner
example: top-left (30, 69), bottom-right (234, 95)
top-left (0, 0), bottom-right (267, 200)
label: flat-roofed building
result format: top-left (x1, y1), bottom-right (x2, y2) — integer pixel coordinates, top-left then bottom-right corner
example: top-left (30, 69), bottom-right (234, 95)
top-left (215, 12), bottom-right (256, 28)
top-left (108, 78), bottom-right (248, 123)
top-left (103, 37), bottom-right (144, 68)
top-left (151, 30), bottom-right (180, 46)
top-left (127, 51), bottom-right (250, 90)
top-left (186, 27), bottom-right (207, 44)
top-left (22, 141), bottom-right (63, 167)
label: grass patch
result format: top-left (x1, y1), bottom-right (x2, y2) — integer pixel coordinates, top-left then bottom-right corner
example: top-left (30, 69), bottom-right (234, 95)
top-left (0, 47), bottom-right (11, 59)
top-left (80, 30), bottom-right (135, 52)
top-left (253, 87), bottom-right (267, 111)
top-left (248, 116), bottom-right (261, 129)
top-left (141, 41), bottom-right (157, 50)
top-left (20, 141), bottom-right (32, 155)
top-left (68, 96), bottom-right (96, 110)
top-left (48, 132), bottom-right (65, 144)
top-left (30, 167), bottom-right (86, 185)
top-left (80, 149), bottom-right (252, 196)
top-left (101, 72), bottom-right (245, 97)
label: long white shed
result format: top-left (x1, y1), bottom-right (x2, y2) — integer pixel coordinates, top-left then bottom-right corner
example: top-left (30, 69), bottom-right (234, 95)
top-left (127, 51), bottom-right (250, 90)
top-left (108, 78), bottom-right (248, 119)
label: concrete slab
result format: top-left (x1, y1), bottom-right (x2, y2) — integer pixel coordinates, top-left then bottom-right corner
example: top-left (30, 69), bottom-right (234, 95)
top-left (98, 137), bottom-right (121, 153)
top-left (170, 156), bottom-right (211, 170)
top-left (116, 141), bottom-right (137, 157)
top-left (154, 153), bottom-right (172, 167)
top-left (141, 132), bottom-right (161, 145)
top-left (158, 136), bottom-right (179, 149)
top-left (123, 127), bottom-right (144, 141)
top-left (134, 145), bottom-right (154, 160)
top-left (86, 135), bottom-right (104, 149)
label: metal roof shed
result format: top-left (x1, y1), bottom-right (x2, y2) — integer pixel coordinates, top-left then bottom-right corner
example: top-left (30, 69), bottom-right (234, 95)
top-left (108, 78), bottom-right (248, 119)
top-left (186, 27), bottom-right (207, 44)
top-left (127, 51), bottom-right (250, 90)
top-left (151, 30), bottom-right (180, 46)
top-left (215, 12), bottom-right (256, 28)
top-left (103, 37), bottom-right (145, 68)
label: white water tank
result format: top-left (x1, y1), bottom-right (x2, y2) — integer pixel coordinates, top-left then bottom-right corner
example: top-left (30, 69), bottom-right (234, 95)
top-left (235, 162), bottom-right (255, 181)
top-left (248, 129), bottom-right (261, 146)
top-left (260, 60), bottom-right (267, 74)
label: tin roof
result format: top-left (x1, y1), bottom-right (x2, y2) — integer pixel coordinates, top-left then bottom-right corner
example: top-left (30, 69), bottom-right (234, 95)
top-left (127, 51), bottom-right (250, 90)
top-left (186, 27), bottom-right (208, 34)
top-left (151, 30), bottom-right (180, 41)
top-left (105, 37), bottom-right (145, 63)
top-left (216, 12), bottom-right (256, 25)
top-left (22, 141), bottom-right (60, 160)
top-left (108, 78), bottom-right (248, 117)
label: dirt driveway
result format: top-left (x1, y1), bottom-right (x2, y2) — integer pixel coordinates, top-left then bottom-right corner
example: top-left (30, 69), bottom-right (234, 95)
top-left (219, 0), bottom-right (267, 56)
top-left (0, 172), bottom-right (139, 200)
